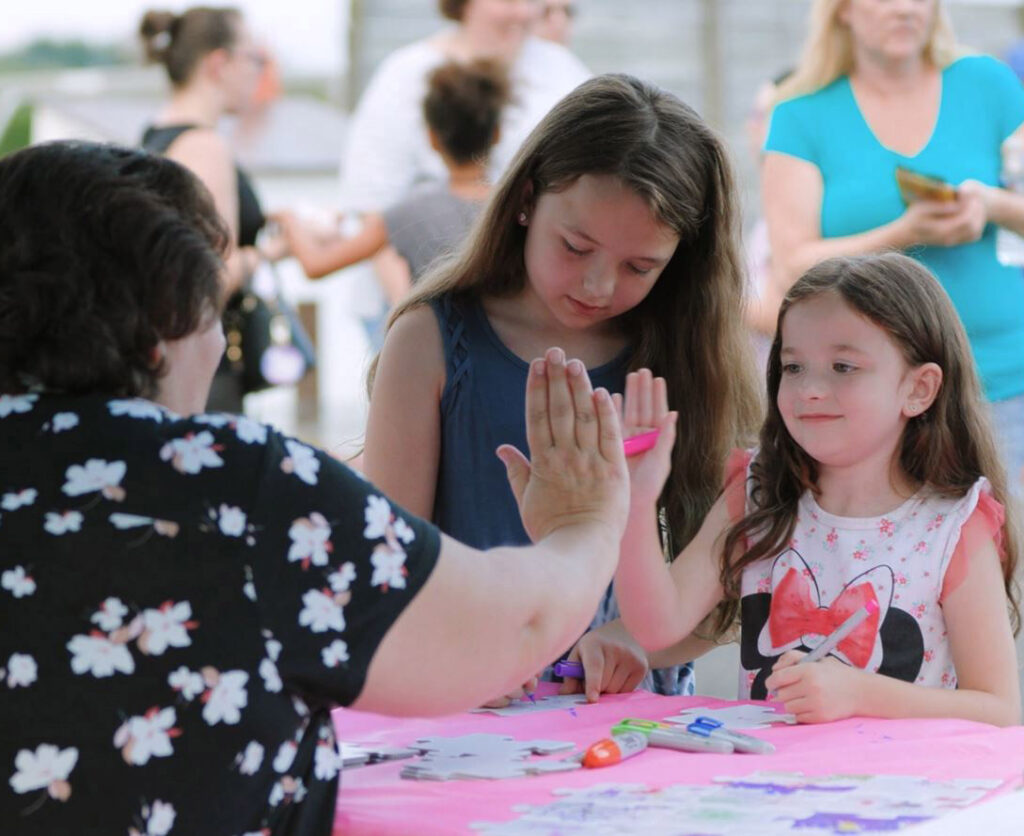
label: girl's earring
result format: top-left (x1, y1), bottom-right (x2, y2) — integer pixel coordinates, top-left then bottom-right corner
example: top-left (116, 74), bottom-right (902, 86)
top-left (518, 212), bottom-right (528, 225)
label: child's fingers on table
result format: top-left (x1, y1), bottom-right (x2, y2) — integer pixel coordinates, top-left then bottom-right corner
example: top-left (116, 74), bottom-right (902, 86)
top-left (576, 642), bottom-right (606, 703)
top-left (544, 347), bottom-right (576, 447)
top-left (566, 357), bottom-right (599, 450)
top-left (524, 357), bottom-right (553, 452)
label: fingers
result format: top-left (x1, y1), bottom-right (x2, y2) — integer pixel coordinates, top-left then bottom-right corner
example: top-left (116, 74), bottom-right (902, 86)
top-left (544, 348), bottom-right (575, 448)
top-left (567, 357), bottom-right (599, 451)
top-left (496, 444), bottom-right (531, 509)
top-left (595, 388), bottom-right (624, 467)
top-left (523, 356), bottom-right (552, 454)
top-left (576, 639), bottom-right (605, 704)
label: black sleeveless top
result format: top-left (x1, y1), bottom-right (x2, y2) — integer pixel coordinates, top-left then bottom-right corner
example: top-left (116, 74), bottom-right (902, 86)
top-left (141, 124), bottom-right (265, 247)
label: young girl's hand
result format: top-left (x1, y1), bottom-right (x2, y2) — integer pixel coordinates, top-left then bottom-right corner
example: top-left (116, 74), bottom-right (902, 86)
top-left (765, 651), bottom-right (865, 723)
top-left (480, 675), bottom-right (541, 709)
top-left (557, 620), bottom-right (649, 703)
top-left (615, 369), bottom-right (677, 509)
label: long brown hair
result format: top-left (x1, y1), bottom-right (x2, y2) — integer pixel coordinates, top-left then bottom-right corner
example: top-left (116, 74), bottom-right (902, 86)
top-left (718, 254), bottom-right (1020, 634)
top-left (371, 73), bottom-right (762, 555)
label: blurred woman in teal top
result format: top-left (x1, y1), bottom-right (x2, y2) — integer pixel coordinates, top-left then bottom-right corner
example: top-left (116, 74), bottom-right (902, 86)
top-left (762, 0), bottom-right (1024, 494)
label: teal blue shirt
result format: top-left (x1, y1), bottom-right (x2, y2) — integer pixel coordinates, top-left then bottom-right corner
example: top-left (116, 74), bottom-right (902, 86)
top-left (765, 55), bottom-right (1024, 402)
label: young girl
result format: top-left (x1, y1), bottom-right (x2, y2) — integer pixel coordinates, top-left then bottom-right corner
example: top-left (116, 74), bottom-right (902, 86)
top-left (363, 74), bottom-right (762, 697)
top-left (607, 253), bottom-right (1021, 724)
top-left (277, 59), bottom-right (510, 296)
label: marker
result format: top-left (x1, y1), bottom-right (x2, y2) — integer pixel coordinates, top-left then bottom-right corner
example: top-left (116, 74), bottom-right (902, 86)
top-left (582, 731), bottom-right (648, 768)
top-left (623, 429), bottom-right (660, 457)
top-left (553, 660), bottom-right (584, 679)
top-left (687, 716), bottom-right (775, 755)
top-left (612, 719), bottom-right (734, 754)
top-left (800, 598), bottom-right (880, 665)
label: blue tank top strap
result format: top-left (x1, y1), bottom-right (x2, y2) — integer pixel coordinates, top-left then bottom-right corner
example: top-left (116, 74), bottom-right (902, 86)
top-left (430, 296), bottom-right (472, 411)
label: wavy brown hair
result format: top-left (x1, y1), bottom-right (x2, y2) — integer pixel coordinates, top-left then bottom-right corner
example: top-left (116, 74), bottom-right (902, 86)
top-left (370, 73), bottom-right (762, 555)
top-left (716, 254), bottom-right (1020, 635)
top-left (140, 6), bottom-right (241, 87)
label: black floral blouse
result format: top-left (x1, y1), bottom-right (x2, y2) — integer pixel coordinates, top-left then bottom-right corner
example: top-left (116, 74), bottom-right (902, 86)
top-left (0, 393), bottom-right (440, 836)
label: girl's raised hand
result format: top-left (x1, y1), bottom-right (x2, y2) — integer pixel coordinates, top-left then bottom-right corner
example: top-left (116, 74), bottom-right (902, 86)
top-left (496, 347), bottom-right (630, 544)
top-left (614, 369), bottom-right (677, 509)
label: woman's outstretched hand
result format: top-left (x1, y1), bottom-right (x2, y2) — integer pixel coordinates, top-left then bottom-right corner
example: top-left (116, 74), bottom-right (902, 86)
top-left (496, 347), bottom-right (629, 545)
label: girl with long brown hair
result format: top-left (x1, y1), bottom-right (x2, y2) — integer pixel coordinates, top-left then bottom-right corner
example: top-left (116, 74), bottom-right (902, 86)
top-left (364, 74), bottom-right (762, 699)
top-left (608, 253), bottom-right (1021, 725)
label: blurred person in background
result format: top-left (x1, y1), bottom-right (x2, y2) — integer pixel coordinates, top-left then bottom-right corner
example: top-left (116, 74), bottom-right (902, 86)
top-left (762, 0), bottom-right (1024, 496)
top-left (278, 59), bottom-right (509, 301)
top-left (338, 0), bottom-right (588, 345)
top-left (534, 0), bottom-right (578, 46)
top-left (139, 6), bottom-right (287, 413)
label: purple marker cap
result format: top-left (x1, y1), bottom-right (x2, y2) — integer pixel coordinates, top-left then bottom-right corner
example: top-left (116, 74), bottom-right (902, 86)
top-left (553, 660), bottom-right (585, 679)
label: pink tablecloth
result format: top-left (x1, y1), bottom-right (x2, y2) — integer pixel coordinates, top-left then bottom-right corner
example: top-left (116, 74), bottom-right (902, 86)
top-left (332, 686), bottom-right (1024, 835)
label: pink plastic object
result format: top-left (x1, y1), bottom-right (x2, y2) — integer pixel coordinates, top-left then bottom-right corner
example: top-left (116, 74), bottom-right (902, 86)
top-left (623, 429), bottom-right (660, 457)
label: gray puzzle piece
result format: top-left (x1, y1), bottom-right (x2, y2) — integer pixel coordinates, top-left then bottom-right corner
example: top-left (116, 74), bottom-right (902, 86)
top-left (403, 733), bottom-right (579, 781)
top-left (470, 694), bottom-right (588, 717)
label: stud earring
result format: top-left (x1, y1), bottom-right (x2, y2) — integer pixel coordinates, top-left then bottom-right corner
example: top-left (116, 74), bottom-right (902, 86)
top-left (518, 212), bottom-right (528, 225)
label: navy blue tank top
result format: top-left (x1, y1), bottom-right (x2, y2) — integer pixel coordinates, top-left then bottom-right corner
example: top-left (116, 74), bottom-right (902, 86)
top-left (430, 294), bottom-right (695, 696)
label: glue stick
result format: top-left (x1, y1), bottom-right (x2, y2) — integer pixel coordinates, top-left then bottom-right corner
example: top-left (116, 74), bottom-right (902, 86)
top-left (582, 731), bottom-right (648, 768)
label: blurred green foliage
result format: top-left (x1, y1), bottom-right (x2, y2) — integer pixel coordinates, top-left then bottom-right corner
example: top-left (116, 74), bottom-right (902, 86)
top-left (0, 103), bottom-right (32, 157)
top-left (0, 38), bottom-right (129, 72)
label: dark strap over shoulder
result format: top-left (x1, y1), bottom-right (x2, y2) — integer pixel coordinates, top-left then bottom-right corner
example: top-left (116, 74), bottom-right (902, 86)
top-left (140, 124), bottom-right (198, 155)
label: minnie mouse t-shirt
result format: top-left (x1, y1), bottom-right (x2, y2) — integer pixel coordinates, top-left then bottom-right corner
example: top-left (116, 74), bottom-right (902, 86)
top-left (728, 450), bottom-right (1004, 700)
top-left (0, 393), bottom-right (439, 836)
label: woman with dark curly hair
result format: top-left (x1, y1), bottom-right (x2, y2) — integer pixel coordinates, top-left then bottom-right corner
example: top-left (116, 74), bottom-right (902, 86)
top-left (0, 141), bottom-right (631, 836)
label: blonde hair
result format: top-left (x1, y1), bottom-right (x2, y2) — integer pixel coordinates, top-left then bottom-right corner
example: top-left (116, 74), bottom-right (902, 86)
top-left (370, 74), bottom-right (762, 556)
top-left (776, 0), bottom-right (961, 102)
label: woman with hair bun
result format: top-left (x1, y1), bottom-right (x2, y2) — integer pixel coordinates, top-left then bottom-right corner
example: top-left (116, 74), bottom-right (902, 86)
top-left (139, 5), bottom-right (282, 412)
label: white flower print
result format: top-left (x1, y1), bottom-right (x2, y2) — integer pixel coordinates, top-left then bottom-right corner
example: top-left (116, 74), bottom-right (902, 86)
top-left (110, 513), bottom-right (152, 529)
top-left (321, 640), bottom-right (350, 668)
top-left (6, 653), bottom-right (37, 688)
top-left (168, 666), bottom-right (204, 701)
top-left (114, 707), bottom-right (179, 765)
top-left (273, 740), bottom-right (297, 773)
top-left (281, 439), bottom-right (320, 485)
top-left (62, 458), bottom-right (127, 500)
top-left (327, 563), bottom-right (356, 593)
top-left (159, 431), bottom-right (223, 475)
top-left (44, 510), bottom-right (84, 536)
top-left (2, 566), bottom-right (36, 598)
top-left (68, 634), bottom-right (135, 678)
top-left (393, 517), bottom-right (415, 545)
top-left (287, 513), bottom-right (333, 568)
top-left (237, 741), bottom-right (264, 775)
top-left (202, 670), bottom-right (248, 726)
top-left (243, 565), bottom-right (257, 602)
top-left (135, 799), bottom-right (176, 836)
top-left (0, 393), bottom-right (37, 419)
top-left (259, 657), bottom-right (282, 694)
top-left (298, 589), bottom-right (345, 633)
top-left (370, 542), bottom-right (408, 591)
top-left (269, 776), bottom-right (306, 806)
top-left (234, 416), bottom-right (268, 445)
top-left (217, 505), bottom-right (247, 537)
top-left (314, 742), bottom-right (342, 781)
top-left (51, 412), bottom-right (79, 433)
top-left (9, 743), bottom-right (77, 800)
top-left (138, 601), bottom-right (195, 656)
top-left (2, 488), bottom-right (37, 511)
top-left (193, 413), bottom-right (232, 428)
top-left (110, 513), bottom-right (180, 539)
top-left (91, 597), bottom-right (128, 631)
top-left (363, 495), bottom-right (393, 540)
top-left (109, 399), bottom-right (166, 422)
